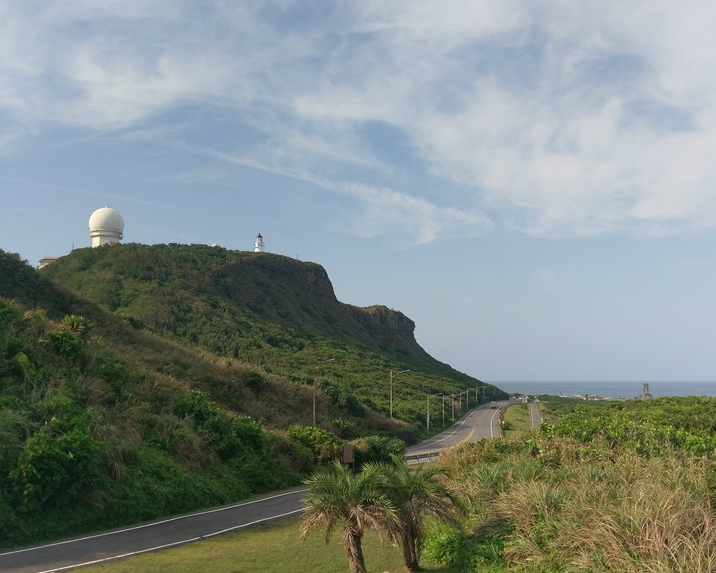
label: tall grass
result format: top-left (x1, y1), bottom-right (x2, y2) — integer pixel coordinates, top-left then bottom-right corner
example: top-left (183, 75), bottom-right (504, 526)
top-left (444, 435), bottom-right (716, 572)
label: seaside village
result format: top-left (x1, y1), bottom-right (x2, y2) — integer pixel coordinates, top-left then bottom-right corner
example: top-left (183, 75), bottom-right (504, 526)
top-left (37, 206), bottom-right (265, 269)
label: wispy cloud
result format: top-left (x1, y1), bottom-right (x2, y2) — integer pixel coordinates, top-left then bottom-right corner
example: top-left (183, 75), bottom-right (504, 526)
top-left (159, 137), bottom-right (490, 245)
top-left (0, 174), bottom-right (169, 208)
top-left (1, 1), bottom-right (715, 239)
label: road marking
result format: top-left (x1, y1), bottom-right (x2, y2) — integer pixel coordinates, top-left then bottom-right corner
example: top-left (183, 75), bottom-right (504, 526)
top-left (490, 407), bottom-right (501, 438)
top-left (34, 538), bottom-right (202, 573)
top-left (31, 508), bottom-right (306, 573)
top-left (201, 508), bottom-right (304, 538)
top-left (0, 489), bottom-right (308, 558)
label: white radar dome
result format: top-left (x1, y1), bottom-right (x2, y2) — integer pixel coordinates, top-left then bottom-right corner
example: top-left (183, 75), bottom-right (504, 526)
top-left (89, 206), bottom-right (124, 247)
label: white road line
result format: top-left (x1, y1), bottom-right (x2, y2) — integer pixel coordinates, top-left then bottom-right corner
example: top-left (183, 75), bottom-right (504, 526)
top-left (202, 508), bottom-right (304, 538)
top-left (35, 538), bottom-right (202, 573)
top-left (490, 407), bottom-right (501, 438)
top-left (32, 507), bottom-right (306, 573)
top-left (0, 489), bottom-right (308, 558)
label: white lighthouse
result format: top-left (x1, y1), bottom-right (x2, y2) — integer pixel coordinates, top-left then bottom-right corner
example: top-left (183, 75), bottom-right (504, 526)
top-left (253, 233), bottom-right (264, 252)
top-left (89, 207), bottom-right (124, 247)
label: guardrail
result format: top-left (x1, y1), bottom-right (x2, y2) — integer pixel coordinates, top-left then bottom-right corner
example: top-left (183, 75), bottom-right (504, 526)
top-left (405, 451), bottom-right (441, 465)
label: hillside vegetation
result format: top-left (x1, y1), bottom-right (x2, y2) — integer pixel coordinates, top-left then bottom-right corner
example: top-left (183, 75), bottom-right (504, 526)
top-left (430, 396), bottom-right (716, 571)
top-left (0, 246), bottom-right (502, 546)
top-left (39, 243), bottom-right (504, 424)
top-left (73, 397), bottom-right (716, 573)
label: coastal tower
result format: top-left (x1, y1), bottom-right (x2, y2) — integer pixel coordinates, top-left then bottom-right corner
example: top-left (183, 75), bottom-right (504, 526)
top-left (253, 233), bottom-right (264, 252)
top-left (89, 207), bottom-right (124, 247)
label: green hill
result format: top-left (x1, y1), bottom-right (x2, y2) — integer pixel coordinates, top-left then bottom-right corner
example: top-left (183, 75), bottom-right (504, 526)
top-left (0, 245), bottom-right (504, 546)
top-left (39, 243), bottom-right (502, 421)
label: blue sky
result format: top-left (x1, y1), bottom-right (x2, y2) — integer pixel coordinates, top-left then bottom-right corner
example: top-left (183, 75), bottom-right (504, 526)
top-left (1, 1), bottom-right (714, 383)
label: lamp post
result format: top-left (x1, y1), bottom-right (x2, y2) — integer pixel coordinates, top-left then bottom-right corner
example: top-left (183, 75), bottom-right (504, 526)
top-left (459, 389), bottom-right (468, 412)
top-left (480, 385), bottom-right (487, 402)
top-left (389, 369), bottom-right (410, 419)
top-left (313, 358), bottom-right (336, 426)
top-left (427, 392), bottom-right (442, 433)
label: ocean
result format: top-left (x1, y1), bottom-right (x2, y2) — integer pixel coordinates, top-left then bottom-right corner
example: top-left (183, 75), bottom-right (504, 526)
top-left (492, 381), bottom-right (716, 400)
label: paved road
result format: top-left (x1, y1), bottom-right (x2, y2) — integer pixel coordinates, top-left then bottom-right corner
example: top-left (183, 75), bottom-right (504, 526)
top-left (530, 400), bottom-right (542, 428)
top-left (0, 489), bottom-right (307, 573)
top-left (405, 399), bottom-right (513, 462)
top-left (1, 400), bottom-right (516, 572)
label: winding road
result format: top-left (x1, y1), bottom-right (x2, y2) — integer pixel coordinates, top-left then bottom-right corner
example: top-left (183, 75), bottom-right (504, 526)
top-left (0, 399), bottom-right (515, 573)
top-left (405, 399), bottom-right (512, 462)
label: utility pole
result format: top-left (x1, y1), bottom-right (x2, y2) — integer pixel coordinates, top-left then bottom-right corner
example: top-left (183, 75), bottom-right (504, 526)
top-left (313, 358), bottom-right (336, 426)
top-left (389, 369), bottom-right (410, 419)
top-left (427, 393), bottom-right (442, 433)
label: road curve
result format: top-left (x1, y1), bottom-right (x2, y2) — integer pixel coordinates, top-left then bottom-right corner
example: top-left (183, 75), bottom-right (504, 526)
top-left (405, 399), bottom-right (513, 462)
top-left (1, 399), bottom-right (516, 572)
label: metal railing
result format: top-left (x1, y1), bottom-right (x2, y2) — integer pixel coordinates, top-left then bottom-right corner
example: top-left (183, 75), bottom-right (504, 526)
top-left (405, 451), bottom-right (441, 465)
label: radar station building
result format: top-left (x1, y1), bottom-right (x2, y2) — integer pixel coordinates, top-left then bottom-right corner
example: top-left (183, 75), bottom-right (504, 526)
top-left (89, 207), bottom-right (124, 247)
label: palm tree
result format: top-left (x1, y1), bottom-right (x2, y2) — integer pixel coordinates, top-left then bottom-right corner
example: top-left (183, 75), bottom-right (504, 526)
top-left (385, 455), bottom-right (465, 572)
top-left (61, 314), bottom-right (92, 336)
top-left (300, 460), bottom-right (402, 573)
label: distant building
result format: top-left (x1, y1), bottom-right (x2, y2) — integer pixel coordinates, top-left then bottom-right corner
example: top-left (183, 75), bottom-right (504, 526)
top-left (89, 207), bottom-right (124, 247)
top-left (38, 208), bottom-right (269, 267)
top-left (38, 256), bottom-right (58, 269)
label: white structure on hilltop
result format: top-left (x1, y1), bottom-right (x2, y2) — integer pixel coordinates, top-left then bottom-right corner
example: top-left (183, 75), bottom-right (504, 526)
top-left (38, 257), bottom-right (58, 269)
top-left (89, 207), bottom-right (124, 247)
top-left (253, 233), bottom-right (264, 252)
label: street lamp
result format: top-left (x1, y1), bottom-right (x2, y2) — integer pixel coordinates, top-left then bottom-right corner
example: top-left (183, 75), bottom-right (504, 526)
top-left (389, 369), bottom-right (410, 419)
top-left (458, 390), bottom-right (468, 412)
top-left (448, 393), bottom-right (457, 421)
top-left (313, 358), bottom-right (336, 426)
top-left (427, 392), bottom-right (442, 432)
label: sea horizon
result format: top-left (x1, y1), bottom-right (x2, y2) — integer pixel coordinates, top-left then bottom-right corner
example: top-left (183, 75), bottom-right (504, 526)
top-left (490, 380), bottom-right (716, 399)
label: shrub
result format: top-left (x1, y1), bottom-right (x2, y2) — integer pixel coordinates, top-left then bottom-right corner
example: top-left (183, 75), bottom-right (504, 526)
top-left (172, 390), bottom-right (265, 459)
top-left (422, 522), bottom-right (478, 571)
top-left (247, 371), bottom-right (264, 394)
top-left (10, 419), bottom-right (99, 511)
top-left (351, 434), bottom-right (405, 466)
top-left (331, 417), bottom-right (350, 438)
top-left (287, 425), bottom-right (342, 463)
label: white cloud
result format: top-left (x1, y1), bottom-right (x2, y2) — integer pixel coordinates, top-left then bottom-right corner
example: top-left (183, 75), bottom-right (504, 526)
top-left (1, 0), bottom-right (715, 239)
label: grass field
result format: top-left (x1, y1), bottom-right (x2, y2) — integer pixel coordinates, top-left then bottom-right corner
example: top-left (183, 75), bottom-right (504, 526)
top-left (77, 516), bottom-right (458, 573)
top-left (501, 401), bottom-right (533, 437)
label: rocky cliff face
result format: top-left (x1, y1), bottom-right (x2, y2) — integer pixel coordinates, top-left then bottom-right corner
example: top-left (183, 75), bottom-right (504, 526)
top-left (39, 244), bottom-right (430, 356)
top-left (348, 304), bottom-right (418, 344)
